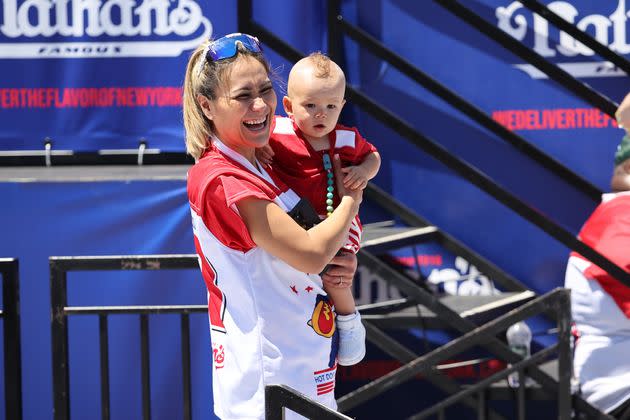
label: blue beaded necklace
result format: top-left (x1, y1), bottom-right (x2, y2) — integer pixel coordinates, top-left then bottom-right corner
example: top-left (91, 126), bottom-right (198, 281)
top-left (322, 153), bottom-right (335, 217)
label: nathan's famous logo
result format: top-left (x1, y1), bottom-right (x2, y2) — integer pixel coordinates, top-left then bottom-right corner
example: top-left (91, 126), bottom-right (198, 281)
top-left (0, 0), bottom-right (212, 58)
top-left (308, 294), bottom-right (336, 338)
top-left (496, 0), bottom-right (630, 79)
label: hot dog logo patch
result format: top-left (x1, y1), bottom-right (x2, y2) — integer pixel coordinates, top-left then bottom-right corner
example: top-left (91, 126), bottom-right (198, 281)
top-left (308, 294), bottom-right (336, 338)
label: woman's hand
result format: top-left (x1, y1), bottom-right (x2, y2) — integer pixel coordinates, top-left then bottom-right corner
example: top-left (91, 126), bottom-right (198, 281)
top-left (321, 250), bottom-right (357, 290)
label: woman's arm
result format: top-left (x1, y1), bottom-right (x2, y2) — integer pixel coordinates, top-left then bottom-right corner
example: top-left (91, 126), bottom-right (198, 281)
top-left (237, 155), bottom-right (362, 273)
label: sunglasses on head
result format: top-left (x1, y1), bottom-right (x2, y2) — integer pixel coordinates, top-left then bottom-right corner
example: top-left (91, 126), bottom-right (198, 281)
top-left (205, 33), bottom-right (262, 62)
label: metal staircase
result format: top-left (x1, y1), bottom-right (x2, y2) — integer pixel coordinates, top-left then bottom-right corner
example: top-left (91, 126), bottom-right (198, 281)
top-left (235, 1), bottom-right (630, 418)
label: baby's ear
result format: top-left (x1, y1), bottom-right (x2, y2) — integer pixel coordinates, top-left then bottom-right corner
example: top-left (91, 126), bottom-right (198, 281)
top-left (282, 96), bottom-right (293, 116)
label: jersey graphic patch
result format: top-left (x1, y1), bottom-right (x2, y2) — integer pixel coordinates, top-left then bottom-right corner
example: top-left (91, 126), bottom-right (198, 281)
top-left (308, 294), bottom-right (336, 338)
top-left (212, 342), bottom-right (225, 369)
top-left (308, 294), bottom-right (339, 367)
top-left (313, 363), bottom-right (337, 396)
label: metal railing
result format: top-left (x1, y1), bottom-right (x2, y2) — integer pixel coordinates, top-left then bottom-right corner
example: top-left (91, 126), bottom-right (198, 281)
top-left (262, 286), bottom-right (608, 419)
top-left (518, 0), bottom-right (630, 75)
top-left (343, 288), bottom-right (574, 419)
top-left (237, 0), bottom-right (630, 292)
top-left (0, 258), bottom-right (23, 420)
top-left (434, 0), bottom-right (619, 117)
top-left (241, 0), bottom-right (604, 202)
top-left (332, 9), bottom-right (603, 202)
top-left (0, 135), bottom-right (194, 166)
top-left (235, 2), bottom-right (622, 417)
top-left (364, 183), bottom-right (530, 293)
top-left (265, 385), bottom-right (352, 420)
top-left (50, 255), bottom-right (202, 420)
top-left (354, 250), bottom-right (608, 419)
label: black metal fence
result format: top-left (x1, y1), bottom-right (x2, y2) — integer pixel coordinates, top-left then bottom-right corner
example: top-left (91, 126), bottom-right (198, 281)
top-left (49, 255), bottom-right (202, 420)
top-left (340, 288), bottom-right (574, 419)
top-left (0, 258), bottom-right (23, 420)
top-left (265, 385), bottom-right (352, 420)
top-left (261, 287), bottom-right (606, 419)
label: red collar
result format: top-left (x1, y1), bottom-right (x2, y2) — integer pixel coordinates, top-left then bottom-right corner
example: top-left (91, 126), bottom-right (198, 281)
top-left (287, 116), bottom-right (337, 154)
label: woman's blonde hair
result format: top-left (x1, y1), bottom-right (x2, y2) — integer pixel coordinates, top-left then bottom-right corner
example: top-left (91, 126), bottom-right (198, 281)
top-left (182, 40), bottom-right (271, 160)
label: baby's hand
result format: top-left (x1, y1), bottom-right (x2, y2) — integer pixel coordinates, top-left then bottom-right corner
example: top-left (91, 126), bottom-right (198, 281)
top-left (255, 144), bottom-right (275, 167)
top-left (341, 165), bottom-right (369, 190)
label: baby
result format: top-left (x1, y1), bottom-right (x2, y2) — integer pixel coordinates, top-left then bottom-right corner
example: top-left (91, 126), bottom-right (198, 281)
top-left (257, 52), bottom-right (381, 366)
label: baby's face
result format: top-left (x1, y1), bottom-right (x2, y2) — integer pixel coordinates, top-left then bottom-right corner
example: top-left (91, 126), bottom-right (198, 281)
top-left (285, 73), bottom-right (346, 142)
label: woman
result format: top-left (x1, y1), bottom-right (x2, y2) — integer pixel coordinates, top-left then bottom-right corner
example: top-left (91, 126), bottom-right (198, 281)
top-left (182, 33), bottom-right (363, 419)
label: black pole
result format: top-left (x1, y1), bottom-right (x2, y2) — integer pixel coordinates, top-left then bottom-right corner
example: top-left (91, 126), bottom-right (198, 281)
top-left (2, 259), bottom-right (23, 420)
top-left (50, 259), bottom-right (70, 420)
top-left (140, 315), bottom-right (151, 420)
top-left (181, 314), bottom-right (192, 420)
top-left (556, 290), bottom-right (572, 420)
top-left (99, 315), bottom-right (110, 420)
top-left (237, 0), bottom-right (253, 35)
top-left (327, 0), bottom-right (342, 63)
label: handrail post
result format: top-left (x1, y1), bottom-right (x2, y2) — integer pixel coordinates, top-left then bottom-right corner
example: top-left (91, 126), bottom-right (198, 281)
top-left (2, 259), bottom-right (23, 420)
top-left (50, 259), bottom-right (70, 420)
top-left (327, 0), bottom-right (342, 63)
top-left (237, 0), bottom-right (253, 35)
top-left (556, 288), bottom-right (572, 420)
top-left (265, 385), bottom-right (284, 420)
top-left (265, 384), bottom-right (352, 419)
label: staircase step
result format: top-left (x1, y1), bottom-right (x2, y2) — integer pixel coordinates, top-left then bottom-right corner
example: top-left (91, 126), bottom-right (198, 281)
top-left (359, 291), bottom-right (536, 329)
top-left (360, 222), bottom-right (439, 253)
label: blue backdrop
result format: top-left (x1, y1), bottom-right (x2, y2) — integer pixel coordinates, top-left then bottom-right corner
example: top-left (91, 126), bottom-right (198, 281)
top-left (0, 180), bottom-right (214, 420)
top-left (2, 0), bottom-right (630, 418)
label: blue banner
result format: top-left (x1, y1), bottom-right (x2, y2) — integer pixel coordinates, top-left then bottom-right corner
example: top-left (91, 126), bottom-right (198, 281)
top-left (0, 0), bottom-right (236, 151)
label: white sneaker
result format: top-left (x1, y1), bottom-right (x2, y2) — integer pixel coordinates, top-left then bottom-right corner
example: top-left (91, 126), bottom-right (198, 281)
top-left (336, 311), bottom-right (366, 366)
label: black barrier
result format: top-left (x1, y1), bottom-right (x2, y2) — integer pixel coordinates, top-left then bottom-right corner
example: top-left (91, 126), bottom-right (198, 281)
top-left (353, 251), bottom-right (609, 419)
top-left (50, 255), bottom-right (202, 420)
top-left (340, 288), bottom-right (575, 419)
top-left (265, 385), bottom-right (352, 420)
top-left (0, 258), bottom-right (23, 420)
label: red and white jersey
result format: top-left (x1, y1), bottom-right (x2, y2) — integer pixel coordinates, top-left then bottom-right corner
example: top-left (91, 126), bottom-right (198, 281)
top-left (269, 116), bottom-right (376, 253)
top-left (188, 139), bottom-right (339, 419)
top-left (564, 192), bottom-right (630, 413)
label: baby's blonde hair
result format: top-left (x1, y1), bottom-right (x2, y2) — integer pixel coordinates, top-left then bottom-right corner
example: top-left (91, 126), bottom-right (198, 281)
top-left (308, 51), bottom-right (334, 78)
top-left (287, 52), bottom-right (346, 98)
